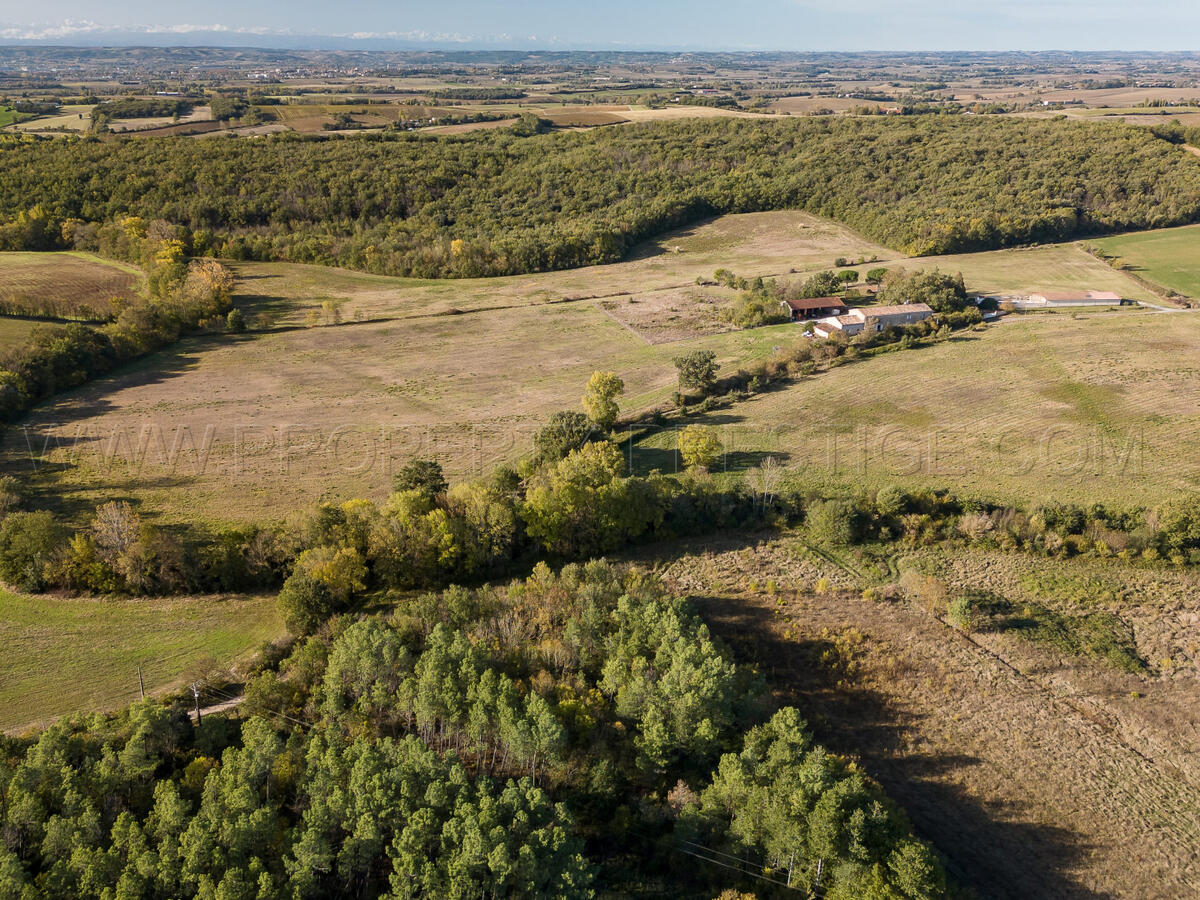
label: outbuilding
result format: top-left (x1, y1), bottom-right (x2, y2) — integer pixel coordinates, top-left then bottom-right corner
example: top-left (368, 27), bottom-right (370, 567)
top-left (780, 297), bottom-right (850, 321)
top-left (1025, 290), bottom-right (1123, 307)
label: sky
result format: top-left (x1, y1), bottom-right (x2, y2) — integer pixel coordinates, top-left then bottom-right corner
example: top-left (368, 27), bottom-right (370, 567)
top-left (1, 0), bottom-right (1199, 51)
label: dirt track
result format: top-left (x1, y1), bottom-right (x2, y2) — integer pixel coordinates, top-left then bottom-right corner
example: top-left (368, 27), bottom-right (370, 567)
top-left (656, 541), bottom-right (1200, 899)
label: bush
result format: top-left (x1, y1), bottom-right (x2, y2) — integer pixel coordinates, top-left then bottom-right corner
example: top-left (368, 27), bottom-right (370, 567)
top-left (805, 499), bottom-right (861, 547)
top-left (0, 511), bottom-right (68, 591)
top-left (874, 484), bottom-right (910, 518)
top-left (532, 411), bottom-right (599, 464)
top-left (678, 425), bottom-right (724, 471)
top-left (946, 596), bottom-right (975, 631)
top-left (277, 571), bottom-right (338, 635)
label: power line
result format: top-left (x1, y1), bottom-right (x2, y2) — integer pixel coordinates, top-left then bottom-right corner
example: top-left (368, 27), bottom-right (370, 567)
top-left (678, 839), bottom-right (774, 872)
top-left (199, 683), bottom-right (312, 731)
top-left (674, 845), bottom-right (797, 890)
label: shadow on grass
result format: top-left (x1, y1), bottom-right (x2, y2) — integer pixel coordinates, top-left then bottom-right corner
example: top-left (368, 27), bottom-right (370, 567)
top-left (0, 338), bottom-right (220, 520)
top-left (697, 591), bottom-right (1110, 900)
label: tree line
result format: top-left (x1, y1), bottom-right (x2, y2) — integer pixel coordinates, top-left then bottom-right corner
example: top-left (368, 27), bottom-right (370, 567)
top-left (1, 116), bottom-right (1198, 278)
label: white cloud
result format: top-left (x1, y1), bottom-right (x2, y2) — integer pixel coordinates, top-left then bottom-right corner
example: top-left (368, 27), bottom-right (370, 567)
top-left (0, 19), bottom-right (508, 44)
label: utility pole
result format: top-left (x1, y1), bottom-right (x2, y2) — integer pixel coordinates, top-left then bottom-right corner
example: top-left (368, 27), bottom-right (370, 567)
top-left (191, 682), bottom-right (202, 724)
top-left (137, 665), bottom-right (145, 700)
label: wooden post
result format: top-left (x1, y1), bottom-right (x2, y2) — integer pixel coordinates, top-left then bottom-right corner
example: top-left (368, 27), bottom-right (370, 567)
top-left (137, 665), bottom-right (145, 700)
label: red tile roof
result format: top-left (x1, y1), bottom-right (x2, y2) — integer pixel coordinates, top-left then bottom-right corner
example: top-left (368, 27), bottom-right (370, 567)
top-left (783, 297), bottom-right (848, 312)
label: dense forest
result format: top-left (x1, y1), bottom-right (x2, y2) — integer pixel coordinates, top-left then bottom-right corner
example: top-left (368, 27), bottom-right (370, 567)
top-left (1, 116), bottom-right (1199, 277)
top-left (0, 561), bottom-right (946, 899)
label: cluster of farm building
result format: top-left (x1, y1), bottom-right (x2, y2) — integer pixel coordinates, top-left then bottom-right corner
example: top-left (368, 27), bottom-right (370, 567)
top-left (781, 289), bottom-right (1128, 337)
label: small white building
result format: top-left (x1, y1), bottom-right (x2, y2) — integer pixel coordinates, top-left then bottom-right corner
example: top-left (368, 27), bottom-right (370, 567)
top-left (812, 314), bottom-right (866, 338)
top-left (811, 302), bottom-right (933, 338)
top-left (1022, 290), bottom-right (1123, 308)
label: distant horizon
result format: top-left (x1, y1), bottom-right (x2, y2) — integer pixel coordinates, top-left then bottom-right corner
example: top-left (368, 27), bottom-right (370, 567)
top-left (4, 1), bottom-right (1200, 54)
top-left (3, 36), bottom-right (1200, 55)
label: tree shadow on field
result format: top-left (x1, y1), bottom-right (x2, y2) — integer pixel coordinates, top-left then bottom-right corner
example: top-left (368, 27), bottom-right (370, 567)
top-left (0, 340), bottom-right (209, 441)
top-left (620, 214), bottom-right (722, 262)
top-left (0, 340), bottom-right (215, 512)
top-left (697, 592), bottom-right (1111, 900)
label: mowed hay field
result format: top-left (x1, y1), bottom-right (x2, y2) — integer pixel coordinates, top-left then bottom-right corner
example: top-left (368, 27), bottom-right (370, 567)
top-left (8, 299), bottom-right (792, 525)
top-left (3, 211), bottom-right (892, 525)
top-left (0, 251), bottom-right (142, 319)
top-left (1093, 224), bottom-right (1200, 299)
top-left (0, 212), bottom-right (1169, 525)
top-left (917, 243), bottom-right (1160, 301)
top-left (10, 104), bottom-right (92, 132)
top-left (647, 310), bottom-right (1200, 508)
top-left (0, 588), bottom-right (281, 734)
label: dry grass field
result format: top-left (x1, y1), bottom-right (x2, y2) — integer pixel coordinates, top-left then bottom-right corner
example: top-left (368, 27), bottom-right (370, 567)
top-left (106, 106), bottom-right (214, 133)
top-left (0, 212), bottom-right (1177, 526)
top-left (7, 298), bottom-right (791, 525)
top-left (269, 103), bottom-right (453, 133)
top-left (619, 104), bottom-right (771, 122)
top-left (0, 587), bottom-right (281, 734)
top-left (649, 534), bottom-right (1200, 898)
top-left (639, 310), bottom-right (1200, 509)
top-left (916, 243), bottom-right (1159, 301)
top-left (764, 95), bottom-right (863, 114)
top-left (0, 251), bottom-right (142, 319)
top-left (599, 286), bottom-right (734, 343)
top-left (540, 106), bottom-right (631, 126)
top-left (421, 117), bottom-right (518, 134)
top-left (7, 104), bottom-right (92, 132)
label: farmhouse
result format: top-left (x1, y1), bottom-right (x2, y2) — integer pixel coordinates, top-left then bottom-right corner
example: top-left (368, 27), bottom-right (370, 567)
top-left (779, 297), bottom-right (850, 320)
top-left (811, 302), bottom-right (934, 338)
top-left (812, 314), bottom-right (866, 338)
top-left (1023, 290), bottom-right (1124, 308)
top-left (855, 303), bottom-right (935, 330)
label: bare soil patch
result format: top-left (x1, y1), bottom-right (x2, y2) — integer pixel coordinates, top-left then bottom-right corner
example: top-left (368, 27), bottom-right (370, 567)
top-left (599, 286), bottom-right (733, 343)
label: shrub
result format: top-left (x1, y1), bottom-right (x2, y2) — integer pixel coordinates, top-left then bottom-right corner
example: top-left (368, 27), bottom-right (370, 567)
top-left (946, 596), bottom-right (975, 631)
top-left (805, 499), bottom-right (861, 547)
top-left (532, 411), bottom-right (599, 464)
top-left (874, 484), bottom-right (910, 518)
top-left (678, 425), bottom-right (723, 471)
top-left (0, 511), bottom-right (68, 591)
top-left (277, 571), bottom-right (337, 635)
